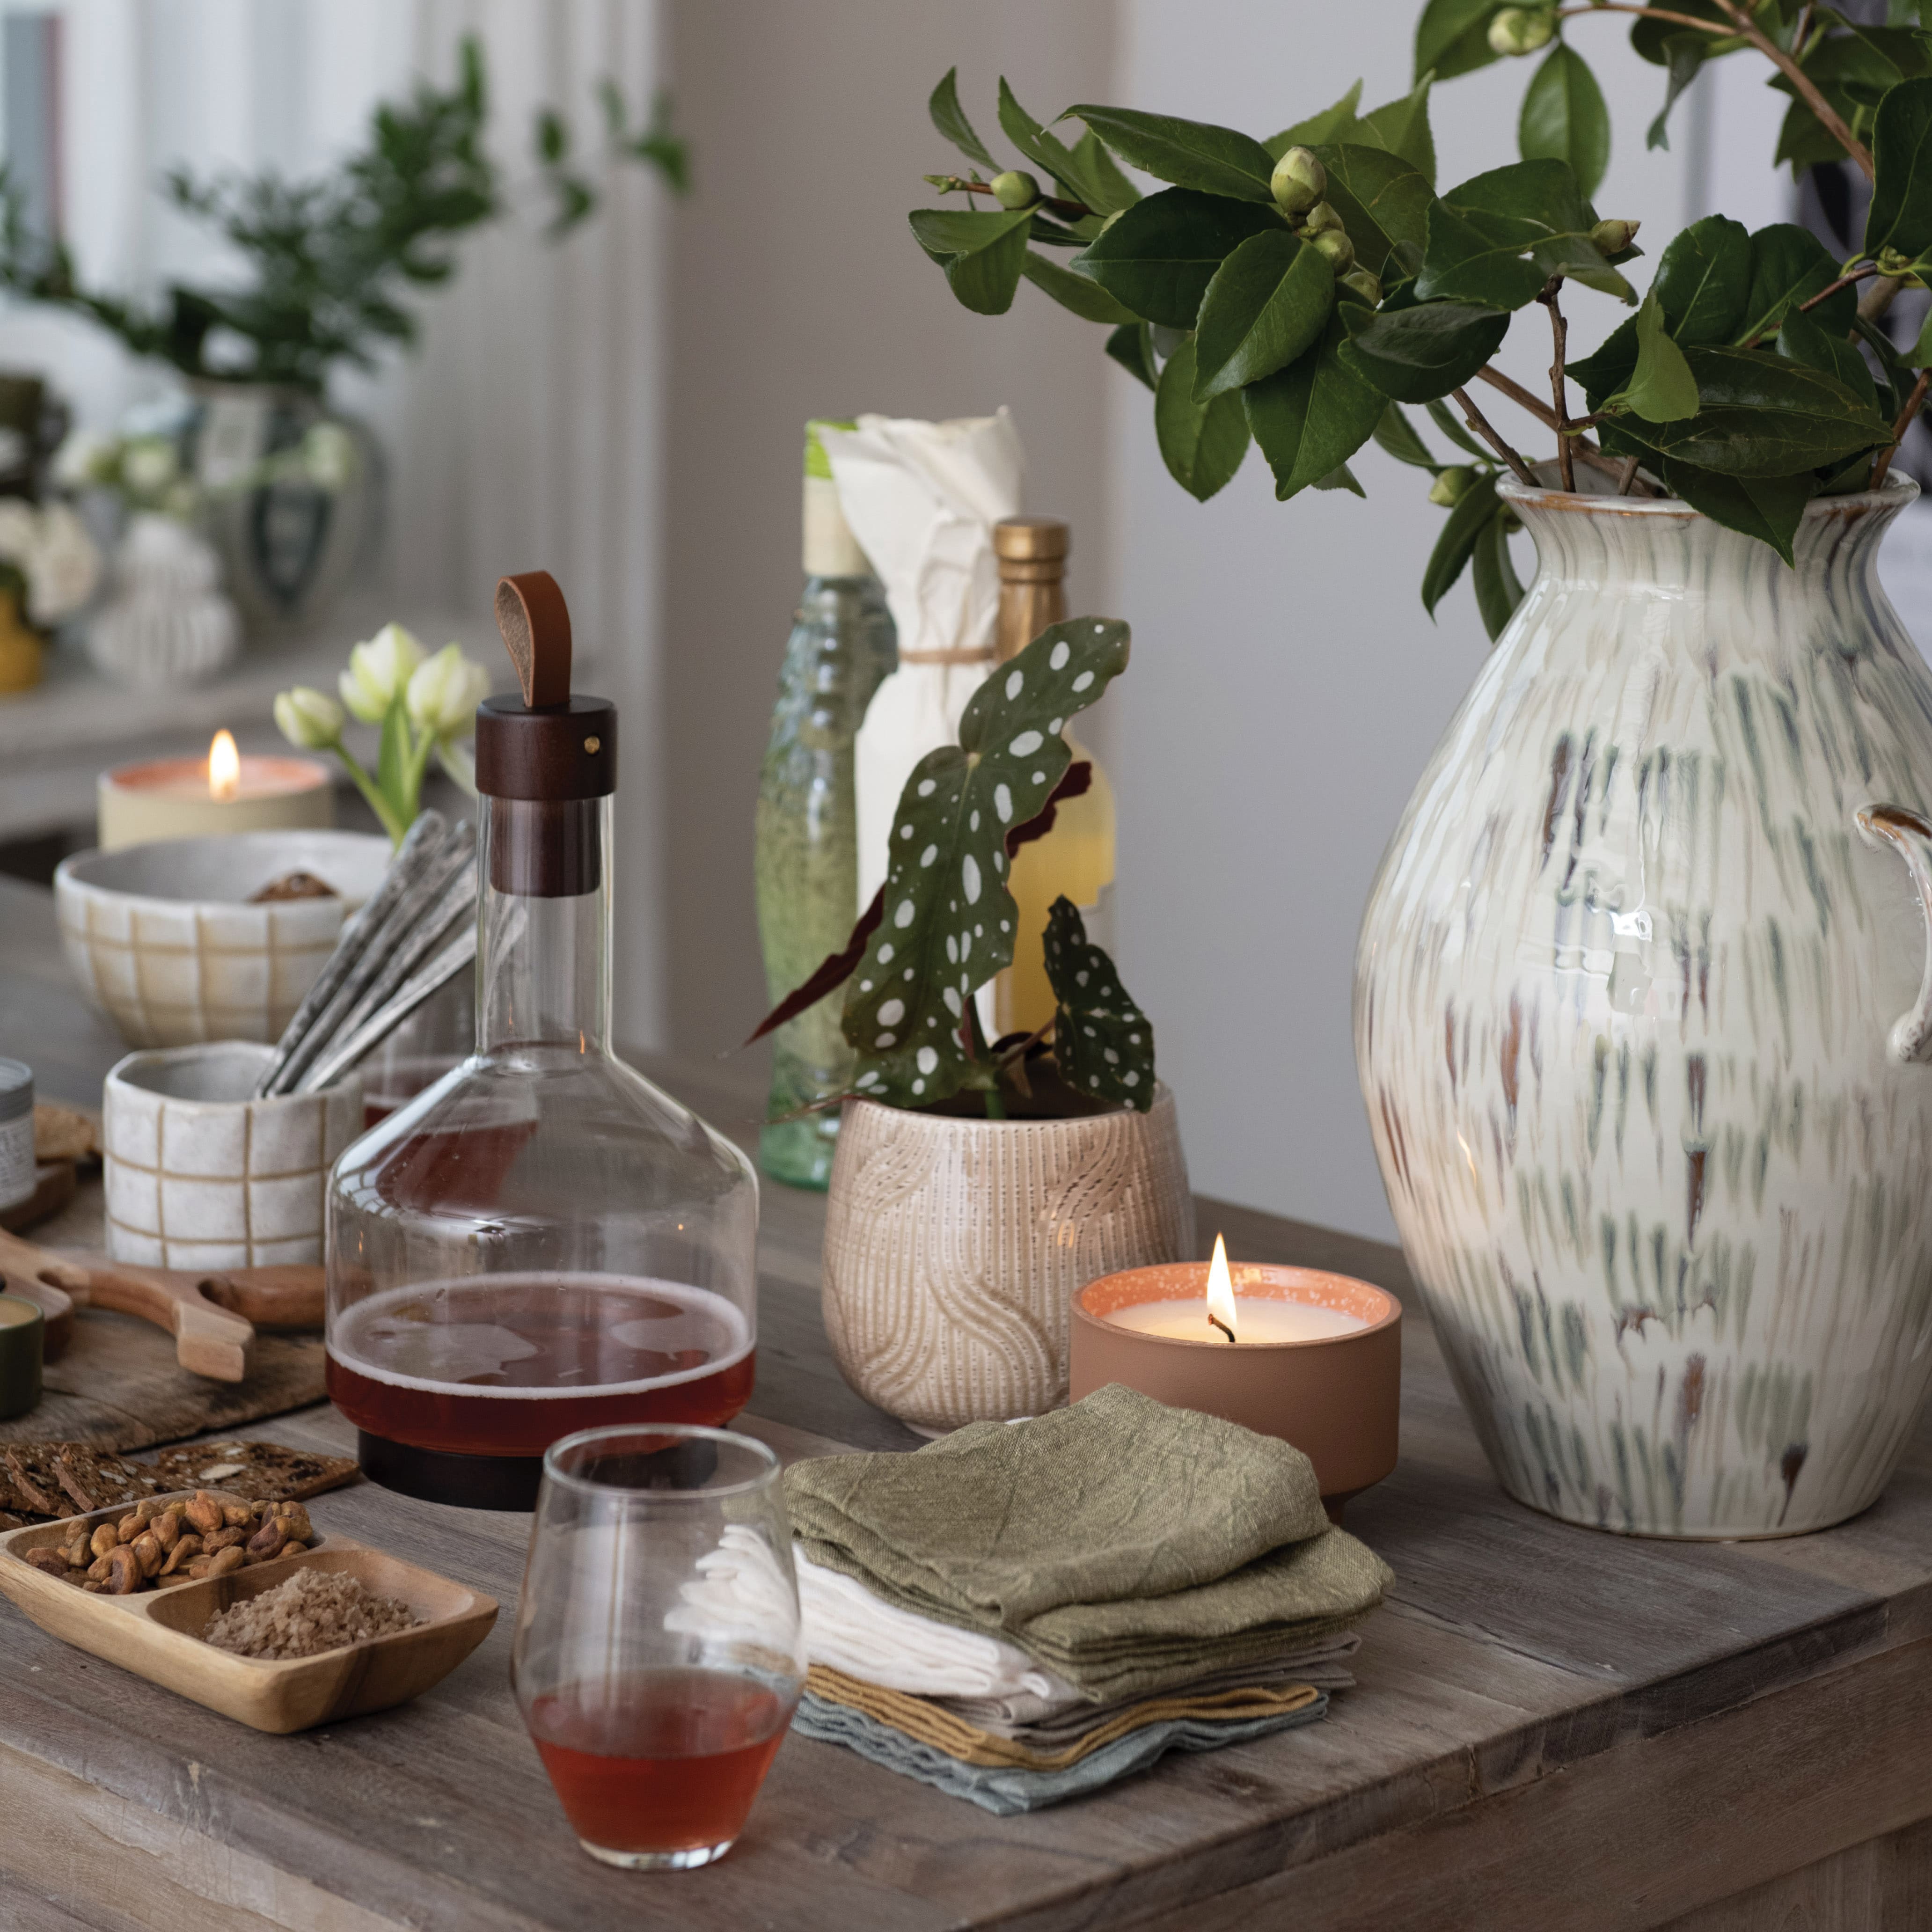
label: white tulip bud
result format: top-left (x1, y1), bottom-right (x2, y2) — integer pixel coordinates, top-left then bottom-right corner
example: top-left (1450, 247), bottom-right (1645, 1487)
top-left (274, 685), bottom-right (345, 750)
top-left (338, 621), bottom-right (426, 723)
top-left (405, 641), bottom-right (491, 740)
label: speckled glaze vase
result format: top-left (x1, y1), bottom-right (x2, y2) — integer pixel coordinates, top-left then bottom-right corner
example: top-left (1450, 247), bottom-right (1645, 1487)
top-left (822, 1089), bottom-right (1194, 1433)
top-left (1356, 477), bottom-right (1932, 1538)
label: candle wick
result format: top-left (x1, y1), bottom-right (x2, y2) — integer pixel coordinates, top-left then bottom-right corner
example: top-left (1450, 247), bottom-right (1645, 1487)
top-left (1208, 1313), bottom-right (1237, 1344)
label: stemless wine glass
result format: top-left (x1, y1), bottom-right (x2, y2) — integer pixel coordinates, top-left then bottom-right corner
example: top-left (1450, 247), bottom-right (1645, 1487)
top-left (512, 1425), bottom-right (804, 1870)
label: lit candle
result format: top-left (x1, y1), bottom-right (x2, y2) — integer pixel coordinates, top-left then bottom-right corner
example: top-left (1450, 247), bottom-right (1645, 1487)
top-left (1101, 1235), bottom-right (1370, 1344)
top-left (98, 730), bottom-right (334, 851)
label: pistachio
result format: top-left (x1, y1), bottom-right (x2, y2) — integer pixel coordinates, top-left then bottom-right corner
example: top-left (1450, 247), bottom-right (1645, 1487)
top-left (105, 1545), bottom-right (140, 1594)
top-left (204, 1526), bottom-right (246, 1553)
top-left (221, 1500), bottom-right (255, 1528)
top-left (131, 1531), bottom-right (166, 1580)
top-left (90, 1521), bottom-right (120, 1562)
top-left (161, 1533), bottom-right (202, 1576)
top-left (185, 1492), bottom-right (225, 1537)
top-left (247, 1520), bottom-right (287, 1561)
top-left (86, 1553), bottom-right (114, 1583)
top-left (186, 1557), bottom-right (213, 1580)
top-left (24, 1547), bottom-right (70, 1576)
top-left (151, 1512), bottom-right (182, 1553)
top-left (273, 1503), bottom-right (313, 1543)
top-left (206, 1545), bottom-right (246, 1579)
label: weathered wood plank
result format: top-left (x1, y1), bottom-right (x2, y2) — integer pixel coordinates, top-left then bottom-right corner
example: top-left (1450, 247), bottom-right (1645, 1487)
top-left (1661, 1815), bottom-right (1932, 1932)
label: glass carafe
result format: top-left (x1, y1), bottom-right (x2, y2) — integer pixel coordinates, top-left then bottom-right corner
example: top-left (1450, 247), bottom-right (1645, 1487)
top-left (325, 571), bottom-right (759, 1509)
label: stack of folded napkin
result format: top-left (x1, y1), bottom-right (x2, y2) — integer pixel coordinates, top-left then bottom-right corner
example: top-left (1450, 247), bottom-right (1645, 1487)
top-left (771, 1384), bottom-right (1392, 1812)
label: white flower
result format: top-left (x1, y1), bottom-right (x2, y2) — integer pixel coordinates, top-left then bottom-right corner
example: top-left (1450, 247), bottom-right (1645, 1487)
top-left (52, 428), bottom-right (115, 490)
top-left (274, 686), bottom-right (345, 750)
top-left (22, 504), bottom-right (102, 623)
top-left (406, 641), bottom-right (490, 739)
top-left (120, 437), bottom-right (179, 496)
top-left (301, 422), bottom-right (359, 492)
top-left (338, 621), bottom-right (425, 723)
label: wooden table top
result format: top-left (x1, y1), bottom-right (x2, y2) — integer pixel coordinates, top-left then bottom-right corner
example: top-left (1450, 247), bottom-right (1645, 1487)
top-left (3, 873), bottom-right (1932, 1932)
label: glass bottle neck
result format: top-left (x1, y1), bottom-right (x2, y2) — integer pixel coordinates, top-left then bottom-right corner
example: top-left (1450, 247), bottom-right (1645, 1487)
top-left (476, 796), bottom-right (613, 1058)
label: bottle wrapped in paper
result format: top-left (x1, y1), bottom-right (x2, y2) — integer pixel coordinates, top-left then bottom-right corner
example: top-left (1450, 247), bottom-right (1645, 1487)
top-left (817, 411), bottom-right (1024, 913)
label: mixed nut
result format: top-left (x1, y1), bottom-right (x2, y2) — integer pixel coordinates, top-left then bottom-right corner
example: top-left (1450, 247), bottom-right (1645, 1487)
top-left (19, 1491), bottom-right (317, 1594)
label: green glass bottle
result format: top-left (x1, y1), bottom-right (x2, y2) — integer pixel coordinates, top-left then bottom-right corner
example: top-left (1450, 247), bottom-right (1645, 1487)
top-left (754, 421), bottom-right (895, 1188)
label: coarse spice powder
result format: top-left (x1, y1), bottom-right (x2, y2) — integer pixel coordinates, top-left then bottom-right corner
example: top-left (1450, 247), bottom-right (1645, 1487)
top-left (203, 1567), bottom-right (420, 1660)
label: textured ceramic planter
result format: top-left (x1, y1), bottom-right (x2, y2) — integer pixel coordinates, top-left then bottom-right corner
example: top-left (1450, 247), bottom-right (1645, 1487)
top-left (1356, 476), bottom-right (1932, 1538)
top-left (822, 1088), bottom-right (1194, 1432)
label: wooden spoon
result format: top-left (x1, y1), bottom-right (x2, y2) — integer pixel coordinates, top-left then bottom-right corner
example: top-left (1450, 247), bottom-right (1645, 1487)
top-left (0, 1230), bottom-right (325, 1383)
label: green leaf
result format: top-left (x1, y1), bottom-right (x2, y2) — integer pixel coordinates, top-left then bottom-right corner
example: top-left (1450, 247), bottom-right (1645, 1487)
top-left (1647, 36), bottom-right (1706, 152)
top-left (1193, 230), bottom-right (1335, 398)
top-left (1106, 321), bottom-right (1160, 388)
top-left (1735, 223), bottom-right (1855, 344)
top-left (929, 68), bottom-right (1000, 172)
top-left (1658, 458), bottom-right (1815, 564)
top-left (1065, 104), bottom-right (1276, 203)
top-left (1019, 249), bottom-right (1140, 324)
top-left (1416, 0), bottom-right (1507, 80)
top-left (1266, 81), bottom-right (1364, 159)
top-left (1245, 309), bottom-right (1387, 500)
top-left (1777, 306), bottom-right (1878, 408)
top-left (1422, 468), bottom-right (1501, 615)
top-left (844, 618), bottom-right (1131, 1110)
top-left (1619, 347), bottom-right (1894, 474)
top-left (1471, 507), bottom-right (1527, 641)
top-left (1155, 336), bottom-right (1251, 499)
top-left (1373, 403), bottom-right (1442, 469)
top-left (1568, 313), bottom-right (1639, 403)
top-left (1519, 45), bottom-right (1611, 200)
top-left (1313, 144), bottom-right (1436, 277)
top-left (1419, 161), bottom-right (1632, 307)
top-left (1619, 291), bottom-right (1700, 421)
top-left (1045, 896), bottom-right (1155, 1111)
top-left (1867, 75), bottom-right (1932, 260)
top-left (909, 207), bottom-right (1034, 314)
top-left (1911, 305), bottom-right (1932, 366)
top-left (1071, 131), bottom-right (1141, 214)
top-left (1339, 298), bottom-right (1510, 402)
top-left (1359, 73), bottom-right (1437, 185)
top-left (1314, 462), bottom-right (1367, 494)
top-left (1428, 395), bottom-right (1488, 455)
top-left (1652, 215), bottom-right (1751, 344)
top-left (536, 108), bottom-right (567, 165)
top-left (1631, 0), bottom-right (1728, 63)
top-left (1855, 309), bottom-right (1914, 414)
top-left (1073, 188), bottom-right (1283, 328)
top-left (1000, 80), bottom-right (1134, 217)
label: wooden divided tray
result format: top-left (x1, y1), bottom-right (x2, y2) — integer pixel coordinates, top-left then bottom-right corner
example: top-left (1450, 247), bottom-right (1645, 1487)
top-left (0, 1491), bottom-right (497, 1733)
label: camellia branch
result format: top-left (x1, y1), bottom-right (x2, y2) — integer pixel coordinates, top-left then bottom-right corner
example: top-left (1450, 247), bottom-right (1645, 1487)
top-left (926, 174), bottom-right (1092, 221)
top-left (1556, 1), bottom-right (1873, 180)
top-left (1537, 278), bottom-right (1575, 492)
top-left (1471, 364), bottom-right (1656, 491)
top-left (1872, 368), bottom-right (1931, 490)
top-left (1710, 0), bottom-right (1874, 180)
top-left (1451, 385), bottom-right (1538, 485)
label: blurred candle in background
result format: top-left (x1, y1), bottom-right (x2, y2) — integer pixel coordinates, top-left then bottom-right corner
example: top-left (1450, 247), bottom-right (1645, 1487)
top-left (97, 729), bottom-right (333, 850)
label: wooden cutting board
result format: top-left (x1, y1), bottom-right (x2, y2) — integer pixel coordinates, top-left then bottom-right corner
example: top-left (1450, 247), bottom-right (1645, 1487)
top-left (0, 1178), bottom-right (326, 1454)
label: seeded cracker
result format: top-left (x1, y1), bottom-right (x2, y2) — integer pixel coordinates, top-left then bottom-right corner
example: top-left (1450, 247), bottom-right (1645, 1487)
top-left (145, 1440), bottom-right (360, 1503)
top-left (2, 1445), bottom-right (164, 1519)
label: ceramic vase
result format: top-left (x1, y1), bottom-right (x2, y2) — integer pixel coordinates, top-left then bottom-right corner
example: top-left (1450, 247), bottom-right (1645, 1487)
top-left (86, 513), bottom-right (239, 688)
top-left (1355, 476), bottom-right (1932, 1538)
top-left (822, 1089), bottom-right (1195, 1433)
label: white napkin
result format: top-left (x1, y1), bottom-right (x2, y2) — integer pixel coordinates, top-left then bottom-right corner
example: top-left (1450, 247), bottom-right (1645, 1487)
top-left (668, 1527), bottom-right (1070, 1704)
top-left (816, 411), bottom-right (1025, 914)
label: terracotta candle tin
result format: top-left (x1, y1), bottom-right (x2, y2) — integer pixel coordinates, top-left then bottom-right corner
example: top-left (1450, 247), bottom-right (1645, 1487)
top-left (1069, 1260), bottom-right (1402, 1515)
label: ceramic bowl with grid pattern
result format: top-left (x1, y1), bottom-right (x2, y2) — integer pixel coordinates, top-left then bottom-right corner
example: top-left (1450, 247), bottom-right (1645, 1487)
top-left (103, 1042), bottom-right (362, 1270)
top-left (55, 831), bottom-right (390, 1049)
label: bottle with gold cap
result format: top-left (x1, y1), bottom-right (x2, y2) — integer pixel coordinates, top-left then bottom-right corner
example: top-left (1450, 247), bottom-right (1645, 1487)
top-left (991, 515), bottom-right (1117, 1039)
top-left (753, 420), bottom-right (896, 1188)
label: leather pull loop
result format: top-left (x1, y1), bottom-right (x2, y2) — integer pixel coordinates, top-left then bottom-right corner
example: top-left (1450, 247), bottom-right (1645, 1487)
top-left (495, 571), bottom-right (573, 709)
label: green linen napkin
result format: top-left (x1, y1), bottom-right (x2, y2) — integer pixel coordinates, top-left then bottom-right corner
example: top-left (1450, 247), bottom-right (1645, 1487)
top-left (785, 1384), bottom-right (1393, 1703)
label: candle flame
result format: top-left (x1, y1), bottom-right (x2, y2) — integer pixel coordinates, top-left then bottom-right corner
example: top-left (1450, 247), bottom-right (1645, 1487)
top-left (208, 730), bottom-right (241, 801)
top-left (1206, 1233), bottom-right (1237, 1340)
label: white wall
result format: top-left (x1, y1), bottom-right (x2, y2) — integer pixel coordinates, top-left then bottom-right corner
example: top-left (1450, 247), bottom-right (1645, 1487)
top-left (1110, 0), bottom-right (1701, 1239)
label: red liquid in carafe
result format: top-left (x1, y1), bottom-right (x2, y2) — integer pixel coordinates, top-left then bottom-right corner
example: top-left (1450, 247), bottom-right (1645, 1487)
top-left (527, 1670), bottom-right (795, 1854)
top-left (326, 1274), bottom-right (755, 1459)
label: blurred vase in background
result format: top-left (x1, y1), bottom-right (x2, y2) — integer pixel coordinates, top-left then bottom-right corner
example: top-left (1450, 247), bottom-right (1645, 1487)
top-left (754, 421), bottom-right (895, 1189)
top-left (86, 511), bottom-right (239, 688)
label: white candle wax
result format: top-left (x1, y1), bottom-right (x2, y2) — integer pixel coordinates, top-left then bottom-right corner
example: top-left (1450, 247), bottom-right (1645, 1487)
top-left (1104, 1296), bottom-right (1368, 1344)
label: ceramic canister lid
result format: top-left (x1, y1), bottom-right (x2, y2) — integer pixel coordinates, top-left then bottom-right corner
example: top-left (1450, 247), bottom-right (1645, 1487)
top-left (0, 1058), bottom-right (30, 1124)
